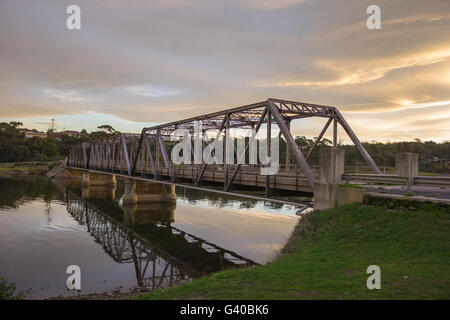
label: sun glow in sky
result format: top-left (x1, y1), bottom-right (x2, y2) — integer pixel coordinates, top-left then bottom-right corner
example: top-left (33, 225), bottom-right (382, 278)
top-left (0, 0), bottom-right (449, 142)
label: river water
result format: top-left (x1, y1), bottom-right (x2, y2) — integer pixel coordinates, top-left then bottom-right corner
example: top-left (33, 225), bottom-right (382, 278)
top-left (0, 175), bottom-right (300, 299)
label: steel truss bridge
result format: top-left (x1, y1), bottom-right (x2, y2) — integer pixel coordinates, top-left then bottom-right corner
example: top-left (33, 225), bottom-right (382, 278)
top-left (68, 98), bottom-right (380, 197)
top-left (65, 190), bottom-right (256, 289)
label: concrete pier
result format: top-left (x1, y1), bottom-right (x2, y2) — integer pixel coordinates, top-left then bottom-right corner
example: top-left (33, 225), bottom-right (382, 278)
top-left (121, 179), bottom-right (177, 205)
top-left (396, 153), bottom-right (419, 192)
top-left (396, 153), bottom-right (419, 178)
top-left (80, 172), bottom-right (116, 187)
top-left (314, 148), bottom-right (345, 211)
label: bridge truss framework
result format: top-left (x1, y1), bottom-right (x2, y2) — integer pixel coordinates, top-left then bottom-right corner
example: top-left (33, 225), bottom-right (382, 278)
top-left (68, 98), bottom-right (380, 194)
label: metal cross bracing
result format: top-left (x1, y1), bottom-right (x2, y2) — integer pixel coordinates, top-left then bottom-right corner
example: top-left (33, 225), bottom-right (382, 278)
top-left (68, 98), bottom-right (380, 196)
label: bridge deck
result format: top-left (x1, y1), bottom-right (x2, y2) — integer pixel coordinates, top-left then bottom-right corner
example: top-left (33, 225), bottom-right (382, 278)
top-left (67, 167), bottom-right (313, 208)
top-left (145, 165), bottom-right (312, 193)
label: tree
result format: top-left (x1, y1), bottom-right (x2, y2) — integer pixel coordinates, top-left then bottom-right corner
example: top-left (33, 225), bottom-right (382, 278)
top-left (97, 125), bottom-right (116, 134)
top-left (11, 146), bottom-right (30, 162)
top-left (8, 121), bottom-right (23, 128)
top-left (41, 136), bottom-right (60, 160)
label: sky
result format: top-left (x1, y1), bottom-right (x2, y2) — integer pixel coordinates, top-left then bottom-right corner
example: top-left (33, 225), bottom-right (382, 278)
top-left (1, 0), bottom-right (449, 142)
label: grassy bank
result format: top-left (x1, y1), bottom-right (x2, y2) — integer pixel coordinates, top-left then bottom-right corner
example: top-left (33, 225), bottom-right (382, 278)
top-left (134, 203), bottom-right (449, 300)
top-left (0, 162), bottom-right (56, 175)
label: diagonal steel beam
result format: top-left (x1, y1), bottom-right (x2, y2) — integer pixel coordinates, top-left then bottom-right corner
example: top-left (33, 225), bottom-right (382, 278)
top-left (305, 118), bottom-right (333, 160)
top-left (82, 143), bottom-right (88, 169)
top-left (195, 116), bottom-right (227, 186)
top-left (131, 132), bottom-right (144, 176)
top-left (225, 108), bottom-right (268, 191)
top-left (224, 113), bottom-right (230, 189)
top-left (121, 133), bottom-right (132, 176)
top-left (112, 140), bottom-right (120, 172)
top-left (143, 133), bottom-right (157, 179)
top-left (158, 131), bottom-right (175, 182)
top-left (265, 110), bottom-right (272, 197)
top-left (267, 99), bottom-right (316, 189)
top-left (334, 109), bottom-right (381, 174)
top-left (86, 143), bottom-right (92, 169)
top-left (106, 140), bottom-right (112, 171)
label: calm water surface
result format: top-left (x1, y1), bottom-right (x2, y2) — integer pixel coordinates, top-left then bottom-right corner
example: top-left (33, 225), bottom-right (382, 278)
top-left (0, 175), bottom-right (300, 299)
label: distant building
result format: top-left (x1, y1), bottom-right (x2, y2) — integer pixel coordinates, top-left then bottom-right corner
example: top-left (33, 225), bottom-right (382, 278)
top-left (423, 157), bottom-right (450, 167)
top-left (437, 159), bottom-right (450, 167)
top-left (23, 131), bottom-right (47, 139)
top-left (52, 130), bottom-right (84, 138)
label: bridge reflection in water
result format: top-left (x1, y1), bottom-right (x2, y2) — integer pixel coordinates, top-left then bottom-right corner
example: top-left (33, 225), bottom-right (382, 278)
top-left (64, 183), bottom-right (257, 291)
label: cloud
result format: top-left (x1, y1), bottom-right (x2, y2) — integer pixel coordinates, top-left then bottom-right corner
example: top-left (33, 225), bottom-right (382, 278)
top-left (238, 0), bottom-right (305, 10)
top-left (383, 14), bottom-right (450, 26)
top-left (43, 88), bottom-right (96, 103)
top-left (0, 0), bottom-right (449, 142)
top-left (255, 47), bottom-right (450, 87)
top-left (401, 100), bottom-right (450, 109)
top-left (124, 85), bottom-right (181, 97)
top-left (90, 0), bottom-right (305, 10)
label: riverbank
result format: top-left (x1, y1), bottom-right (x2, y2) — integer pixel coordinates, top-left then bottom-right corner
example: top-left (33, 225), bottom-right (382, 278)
top-left (133, 202), bottom-right (450, 300)
top-left (0, 162), bottom-right (57, 175)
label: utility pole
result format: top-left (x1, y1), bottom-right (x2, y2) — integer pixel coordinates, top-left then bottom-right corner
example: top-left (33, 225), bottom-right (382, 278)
top-left (50, 119), bottom-right (56, 132)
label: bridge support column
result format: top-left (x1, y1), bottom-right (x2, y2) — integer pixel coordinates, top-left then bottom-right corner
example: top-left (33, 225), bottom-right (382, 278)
top-left (121, 180), bottom-right (177, 205)
top-left (314, 148), bottom-right (345, 211)
top-left (121, 179), bottom-right (138, 205)
top-left (80, 172), bottom-right (116, 187)
top-left (64, 168), bottom-right (85, 187)
top-left (81, 172), bottom-right (90, 186)
top-left (135, 181), bottom-right (177, 203)
top-left (396, 153), bottom-right (418, 192)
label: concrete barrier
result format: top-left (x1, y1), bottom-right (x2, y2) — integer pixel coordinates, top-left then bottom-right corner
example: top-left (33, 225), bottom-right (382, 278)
top-left (337, 187), bottom-right (367, 206)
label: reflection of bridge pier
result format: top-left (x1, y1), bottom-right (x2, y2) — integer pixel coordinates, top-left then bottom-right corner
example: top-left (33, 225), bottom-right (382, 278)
top-left (64, 189), bottom-right (257, 291)
top-left (122, 202), bottom-right (176, 225)
top-left (121, 179), bottom-right (176, 205)
top-left (81, 185), bottom-right (116, 200)
top-left (65, 190), bottom-right (193, 290)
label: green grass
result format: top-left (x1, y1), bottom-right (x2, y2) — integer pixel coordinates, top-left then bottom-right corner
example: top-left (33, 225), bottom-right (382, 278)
top-left (418, 171), bottom-right (443, 176)
top-left (0, 276), bottom-right (28, 300)
top-left (134, 203), bottom-right (450, 300)
top-left (339, 184), bottom-right (366, 189)
top-left (0, 162), bottom-right (55, 174)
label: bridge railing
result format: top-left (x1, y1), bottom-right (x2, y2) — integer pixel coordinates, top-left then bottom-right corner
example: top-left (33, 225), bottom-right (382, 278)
top-left (342, 173), bottom-right (450, 188)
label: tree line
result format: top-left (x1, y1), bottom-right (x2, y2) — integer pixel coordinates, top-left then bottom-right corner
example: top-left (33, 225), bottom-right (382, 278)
top-left (0, 122), bottom-right (116, 162)
top-left (0, 122), bottom-right (448, 173)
